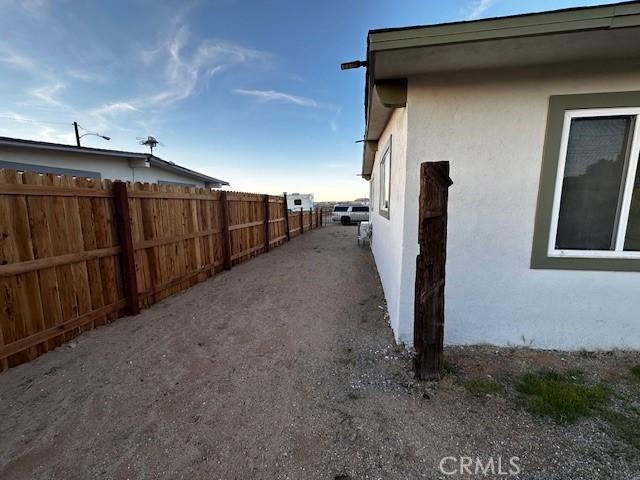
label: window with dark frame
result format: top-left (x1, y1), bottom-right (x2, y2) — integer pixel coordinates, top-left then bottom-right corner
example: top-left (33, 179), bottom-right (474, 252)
top-left (549, 109), bottom-right (640, 257)
top-left (379, 139), bottom-right (391, 217)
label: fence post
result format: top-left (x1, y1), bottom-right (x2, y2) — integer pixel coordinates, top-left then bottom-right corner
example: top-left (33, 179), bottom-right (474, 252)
top-left (220, 190), bottom-right (232, 270)
top-left (113, 181), bottom-right (140, 316)
top-left (283, 193), bottom-right (290, 241)
top-left (300, 208), bottom-right (304, 234)
top-left (263, 194), bottom-right (270, 253)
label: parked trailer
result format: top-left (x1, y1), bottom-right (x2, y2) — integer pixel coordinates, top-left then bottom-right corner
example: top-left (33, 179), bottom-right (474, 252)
top-left (286, 193), bottom-right (314, 211)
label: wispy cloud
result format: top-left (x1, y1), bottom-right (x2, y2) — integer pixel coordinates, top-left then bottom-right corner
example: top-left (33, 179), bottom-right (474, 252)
top-left (144, 25), bottom-right (270, 107)
top-left (66, 68), bottom-right (107, 83)
top-left (0, 0), bottom-right (50, 18)
top-left (91, 102), bottom-right (139, 117)
top-left (34, 125), bottom-right (76, 145)
top-left (233, 89), bottom-right (323, 108)
top-left (0, 111), bottom-right (31, 123)
top-left (466, 0), bottom-right (497, 20)
top-left (28, 82), bottom-right (66, 107)
top-left (0, 43), bottom-right (35, 70)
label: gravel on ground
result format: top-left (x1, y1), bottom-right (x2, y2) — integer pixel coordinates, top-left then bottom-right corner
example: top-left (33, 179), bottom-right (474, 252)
top-left (0, 225), bottom-right (638, 479)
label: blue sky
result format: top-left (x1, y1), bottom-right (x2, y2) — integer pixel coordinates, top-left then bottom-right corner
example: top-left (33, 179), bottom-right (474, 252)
top-left (0, 0), bottom-right (612, 200)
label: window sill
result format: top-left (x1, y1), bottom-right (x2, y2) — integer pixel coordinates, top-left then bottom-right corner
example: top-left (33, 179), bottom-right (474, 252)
top-left (549, 250), bottom-right (640, 260)
top-left (378, 208), bottom-right (390, 220)
top-left (531, 254), bottom-right (640, 272)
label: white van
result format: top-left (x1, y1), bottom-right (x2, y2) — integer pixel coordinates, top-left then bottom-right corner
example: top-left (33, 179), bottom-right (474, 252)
top-left (332, 205), bottom-right (370, 225)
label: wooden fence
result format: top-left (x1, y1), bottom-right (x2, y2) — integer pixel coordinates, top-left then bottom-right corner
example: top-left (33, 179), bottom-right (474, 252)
top-left (0, 170), bottom-right (324, 371)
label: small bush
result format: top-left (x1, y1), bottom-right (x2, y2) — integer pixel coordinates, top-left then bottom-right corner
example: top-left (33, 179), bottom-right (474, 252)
top-left (516, 371), bottom-right (608, 423)
top-left (631, 365), bottom-right (640, 380)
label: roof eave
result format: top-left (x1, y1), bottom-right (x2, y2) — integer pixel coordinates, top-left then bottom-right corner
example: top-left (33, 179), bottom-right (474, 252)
top-left (148, 156), bottom-right (229, 187)
top-left (368, 1), bottom-right (640, 53)
top-left (360, 1), bottom-right (640, 178)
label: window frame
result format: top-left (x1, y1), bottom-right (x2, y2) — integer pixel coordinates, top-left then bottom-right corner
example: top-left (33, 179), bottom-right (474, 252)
top-left (548, 108), bottom-right (640, 259)
top-left (531, 91), bottom-right (640, 271)
top-left (379, 137), bottom-right (391, 219)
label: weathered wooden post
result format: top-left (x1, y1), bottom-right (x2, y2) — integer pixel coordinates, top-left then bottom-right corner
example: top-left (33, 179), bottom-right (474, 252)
top-left (283, 193), bottom-right (290, 241)
top-left (300, 207), bottom-right (304, 234)
top-left (113, 181), bottom-right (140, 315)
top-left (263, 194), bottom-right (270, 252)
top-left (220, 190), bottom-right (232, 270)
top-left (414, 162), bottom-right (453, 379)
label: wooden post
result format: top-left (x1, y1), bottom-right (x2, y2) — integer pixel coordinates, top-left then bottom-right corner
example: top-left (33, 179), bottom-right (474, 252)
top-left (309, 208), bottom-right (313, 230)
top-left (283, 193), bottom-right (290, 241)
top-left (263, 194), bottom-right (270, 253)
top-left (300, 208), bottom-right (304, 234)
top-left (113, 181), bottom-right (140, 316)
top-left (220, 190), bottom-right (232, 270)
top-left (414, 162), bottom-right (453, 380)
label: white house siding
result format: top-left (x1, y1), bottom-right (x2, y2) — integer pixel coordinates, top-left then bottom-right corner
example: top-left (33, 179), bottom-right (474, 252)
top-left (381, 64), bottom-right (640, 350)
top-left (369, 107), bottom-right (409, 342)
top-left (0, 146), bottom-right (208, 187)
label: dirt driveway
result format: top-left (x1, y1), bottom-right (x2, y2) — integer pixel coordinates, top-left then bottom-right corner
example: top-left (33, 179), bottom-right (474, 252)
top-left (0, 225), bottom-right (638, 479)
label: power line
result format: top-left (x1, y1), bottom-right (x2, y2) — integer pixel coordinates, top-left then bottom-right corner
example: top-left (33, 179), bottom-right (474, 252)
top-left (0, 114), bottom-right (72, 127)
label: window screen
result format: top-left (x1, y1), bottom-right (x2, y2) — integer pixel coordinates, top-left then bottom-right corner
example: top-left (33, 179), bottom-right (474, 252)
top-left (555, 116), bottom-right (632, 250)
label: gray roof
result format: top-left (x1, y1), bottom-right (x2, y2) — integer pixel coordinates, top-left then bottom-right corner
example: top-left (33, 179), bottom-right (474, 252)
top-left (0, 136), bottom-right (229, 187)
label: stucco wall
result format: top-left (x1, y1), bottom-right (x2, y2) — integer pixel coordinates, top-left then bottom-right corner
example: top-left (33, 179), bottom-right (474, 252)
top-left (393, 64), bottom-right (640, 350)
top-left (0, 146), bottom-right (207, 187)
top-left (369, 107), bottom-right (408, 342)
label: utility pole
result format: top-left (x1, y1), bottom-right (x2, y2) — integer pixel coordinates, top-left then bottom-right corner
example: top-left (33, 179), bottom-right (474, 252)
top-left (73, 122), bottom-right (81, 147)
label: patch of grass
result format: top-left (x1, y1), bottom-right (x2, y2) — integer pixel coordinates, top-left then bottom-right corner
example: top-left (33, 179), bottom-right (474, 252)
top-left (516, 370), bottom-right (609, 424)
top-left (578, 350), bottom-right (597, 359)
top-left (442, 361), bottom-right (461, 376)
top-left (605, 411), bottom-right (640, 450)
top-left (463, 378), bottom-right (502, 395)
top-left (631, 365), bottom-right (640, 380)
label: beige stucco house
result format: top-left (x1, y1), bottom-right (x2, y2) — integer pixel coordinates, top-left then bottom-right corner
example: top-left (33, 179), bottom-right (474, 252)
top-left (361, 2), bottom-right (640, 350)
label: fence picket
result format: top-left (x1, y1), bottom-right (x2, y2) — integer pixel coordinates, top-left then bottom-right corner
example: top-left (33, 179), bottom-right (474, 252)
top-left (0, 169), bottom-right (325, 371)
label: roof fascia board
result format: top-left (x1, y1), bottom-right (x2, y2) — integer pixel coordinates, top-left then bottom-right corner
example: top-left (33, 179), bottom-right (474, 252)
top-left (368, 3), bottom-right (640, 52)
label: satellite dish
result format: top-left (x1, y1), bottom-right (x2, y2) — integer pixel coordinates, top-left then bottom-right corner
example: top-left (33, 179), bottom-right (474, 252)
top-left (136, 136), bottom-right (164, 154)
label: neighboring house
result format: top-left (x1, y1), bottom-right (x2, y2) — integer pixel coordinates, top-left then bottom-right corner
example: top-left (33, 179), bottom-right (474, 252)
top-left (286, 193), bottom-right (314, 211)
top-left (361, 2), bottom-right (640, 350)
top-left (0, 136), bottom-right (229, 188)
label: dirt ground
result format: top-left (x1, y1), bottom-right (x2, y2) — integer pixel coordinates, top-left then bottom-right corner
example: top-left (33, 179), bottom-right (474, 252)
top-left (0, 225), bottom-right (639, 479)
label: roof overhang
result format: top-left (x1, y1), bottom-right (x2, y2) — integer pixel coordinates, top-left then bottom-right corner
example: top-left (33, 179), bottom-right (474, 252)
top-left (147, 156), bottom-right (229, 188)
top-left (0, 136), bottom-right (229, 187)
top-left (362, 1), bottom-right (640, 178)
